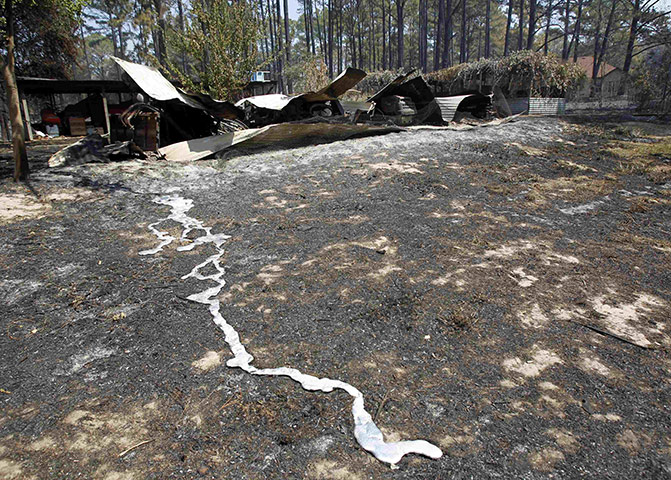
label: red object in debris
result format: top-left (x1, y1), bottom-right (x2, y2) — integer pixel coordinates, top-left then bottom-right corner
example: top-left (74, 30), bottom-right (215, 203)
top-left (41, 109), bottom-right (61, 125)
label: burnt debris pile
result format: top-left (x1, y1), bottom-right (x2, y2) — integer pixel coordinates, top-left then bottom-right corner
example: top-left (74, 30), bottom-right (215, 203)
top-left (32, 59), bottom-right (503, 166)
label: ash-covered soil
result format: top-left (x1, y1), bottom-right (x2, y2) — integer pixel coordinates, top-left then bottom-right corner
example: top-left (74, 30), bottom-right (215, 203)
top-left (1, 117), bottom-right (670, 479)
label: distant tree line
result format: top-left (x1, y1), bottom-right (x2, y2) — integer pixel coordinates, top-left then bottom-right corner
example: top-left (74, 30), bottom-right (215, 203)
top-left (71, 0), bottom-right (670, 96)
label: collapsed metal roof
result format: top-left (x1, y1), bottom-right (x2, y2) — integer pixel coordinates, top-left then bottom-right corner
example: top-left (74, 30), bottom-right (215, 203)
top-left (112, 57), bottom-right (205, 110)
top-left (236, 67), bottom-right (366, 112)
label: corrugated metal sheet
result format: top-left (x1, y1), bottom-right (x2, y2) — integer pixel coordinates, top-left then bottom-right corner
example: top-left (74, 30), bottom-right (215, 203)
top-left (435, 95), bottom-right (474, 122)
top-left (112, 57), bottom-right (205, 110)
top-left (158, 120), bottom-right (403, 162)
top-left (301, 67), bottom-right (367, 102)
top-left (236, 67), bottom-right (367, 112)
top-left (366, 70), bottom-right (418, 103)
top-left (236, 93), bottom-right (294, 111)
top-left (529, 98), bottom-right (566, 115)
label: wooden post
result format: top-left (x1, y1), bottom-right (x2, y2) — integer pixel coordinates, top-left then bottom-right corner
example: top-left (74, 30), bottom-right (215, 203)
top-left (21, 98), bottom-right (33, 141)
top-left (102, 96), bottom-right (111, 143)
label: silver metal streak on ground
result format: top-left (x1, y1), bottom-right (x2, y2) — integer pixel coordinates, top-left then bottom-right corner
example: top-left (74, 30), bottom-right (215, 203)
top-left (140, 195), bottom-right (443, 465)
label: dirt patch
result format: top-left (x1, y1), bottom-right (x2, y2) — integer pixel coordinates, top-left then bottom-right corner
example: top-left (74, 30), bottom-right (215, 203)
top-left (0, 187), bottom-right (99, 223)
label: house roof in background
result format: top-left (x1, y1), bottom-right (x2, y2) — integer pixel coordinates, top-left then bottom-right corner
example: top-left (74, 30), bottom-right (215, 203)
top-left (573, 56), bottom-right (619, 78)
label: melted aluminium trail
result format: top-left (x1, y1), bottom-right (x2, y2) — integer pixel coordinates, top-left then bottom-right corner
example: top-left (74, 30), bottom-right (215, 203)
top-left (140, 195), bottom-right (443, 465)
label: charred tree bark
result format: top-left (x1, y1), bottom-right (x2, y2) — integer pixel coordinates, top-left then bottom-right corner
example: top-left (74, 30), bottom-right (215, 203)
top-left (571, 0), bottom-right (583, 61)
top-left (561, 0), bottom-right (570, 59)
top-left (419, 0), bottom-right (428, 71)
top-left (543, 0), bottom-right (552, 54)
top-left (283, 0), bottom-right (292, 92)
top-left (485, 0), bottom-right (491, 58)
top-left (518, 0), bottom-right (524, 50)
top-left (435, 0), bottom-right (444, 69)
top-left (275, 0), bottom-right (286, 92)
top-left (504, 0), bottom-right (514, 55)
top-left (397, 0), bottom-right (405, 68)
top-left (339, 0), bottom-right (344, 71)
top-left (593, 0), bottom-right (617, 84)
top-left (442, 0), bottom-right (454, 67)
top-left (623, 0), bottom-right (640, 73)
top-left (2, 0), bottom-right (28, 181)
top-left (328, 0), bottom-right (334, 76)
top-left (177, 0), bottom-right (188, 73)
top-left (309, 0), bottom-right (316, 54)
top-left (266, 0), bottom-right (277, 76)
top-left (459, 0), bottom-right (467, 63)
top-left (152, 0), bottom-right (167, 66)
top-left (388, 1), bottom-right (393, 68)
top-left (303, 0), bottom-right (311, 52)
top-left (382, 0), bottom-right (388, 69)
top-left (526, 0), bottom-right (537, 49)
top-left (79, 22), bottom-right (92, 79)
top-left (370, 4), bottom-right (375, 70)
top-left (315, 0), bottom-right (326, 61)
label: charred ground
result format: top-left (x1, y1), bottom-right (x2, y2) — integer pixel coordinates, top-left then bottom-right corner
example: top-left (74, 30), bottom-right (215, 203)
top-left (1, 116), bottom-right (670, 479)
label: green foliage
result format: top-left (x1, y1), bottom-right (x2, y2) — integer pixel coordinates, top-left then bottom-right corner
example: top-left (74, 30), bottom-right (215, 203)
top-left (427, 51), bottom-right (586, 97)
top-left (82, 32), bottom-right (116, 79)
top-left (355, 69), bottom-right (410, 96)
top-left (168, 0), bottom-right (261, 100)
top-left (288, 55), bottom-right (330, 93)
top-left (1, 0), bottom-right (83, 78)
top-left (632, 46), bottom-right (671, 111)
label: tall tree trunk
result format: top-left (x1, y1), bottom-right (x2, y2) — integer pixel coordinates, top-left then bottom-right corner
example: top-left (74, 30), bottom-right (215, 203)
top-left (382, 0), bottom-right (388, 69)
top-left (328, 0), bottom-right (334, 76)
top-left (518, 0), bottom-right (524, 50)
top-left (177, 0), bottom-right (188, 73)
top-left (266, 0), bottom-right (277, 76)
top-left (419, 0), bottom-right (428, 71)
top-left (153, 0), bottom-right (167, 66)
top-left (339, 0), bottom-right (344, 71)
top-left (350, 18), bottom-right (357, 67)
top-left (275, 0), bottom-right (286, 92)
top-left (117, 24), bottom-right (125, 59)
top-left (259, 0), bottom-right (270, 65)
top-left (504, 0), bottom-right (513, 55)
top-left (526, 0), bottom-right (536, 49)
top-left (442, 0), bottom-right (453, 67)
top-left (594, 0), bottom-right (617, 79)
top-left (309, 0), bottom-right (316, 54)
top-left (303, 0), bottom-right (311, 52)
top-left (561, 0), bottom-right (570, 59)
top-left (435, 0), bottom-right (444, 69)
top-left (571, 0), bottom-right (582, 61)
top-left (79, 21), bottom-right (92, 79)
top-left (370, 4), bottom-right (375, 70)
top-left (591, 0), bottom-right (603, 82)
top-left (283, 0), bottom-right (292, 92)
top-left (315, 0), bottom-right (325, 61)
top-left (3, 0), bottom-right (28, 181)
top-left (397, 0), bottom-right (405, 67)
top-left (388, 2), bottom-right (393, 68)
top-left (198, 0), bottom-right (209, 78)
top-left (459, 0), bottom-right (466, 63)
top-left (108, 11), bottom-right (123, 78)
top-left (357, 7), bottom-right (363, 69)
top-left (543, 0), bottom-right (552, 54)
top-left (622, 0), bottom-right (640, 73)
top-left (485, 0), bottom-right (491, 58)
